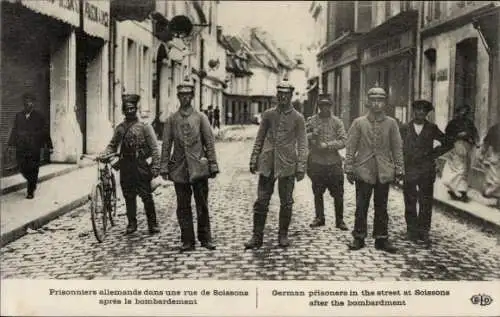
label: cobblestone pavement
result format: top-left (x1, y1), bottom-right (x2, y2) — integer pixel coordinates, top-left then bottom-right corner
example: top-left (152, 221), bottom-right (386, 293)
top-left (1, 140), bottom-right (500, 281)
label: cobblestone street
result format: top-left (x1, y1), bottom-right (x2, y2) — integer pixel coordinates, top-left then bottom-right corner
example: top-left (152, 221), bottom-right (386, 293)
top-left (1, 140), bottom-right (500, 281)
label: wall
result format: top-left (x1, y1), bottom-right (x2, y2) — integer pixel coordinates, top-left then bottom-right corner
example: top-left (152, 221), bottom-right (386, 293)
top-left (421, 24), bottom-right (490, 135)
top-left (289, 67), bottom-right (308, 102)
top-left (248, 67), bottom-right (278, 96)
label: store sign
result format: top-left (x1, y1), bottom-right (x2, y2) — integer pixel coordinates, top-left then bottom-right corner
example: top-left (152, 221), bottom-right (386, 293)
top-left (20, 0), bottom-right (80, 27)
top-left (437, 69), bottom-right (448, 81)
top-left (362, 31), bottom-right (414, 64)
top-left (83, 0), bottom-right (110, 39)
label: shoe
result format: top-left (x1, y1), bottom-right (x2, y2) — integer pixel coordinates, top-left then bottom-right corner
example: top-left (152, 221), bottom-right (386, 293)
top-left (336, 221), bottom-right (348, 231)
top-left (125, 224), bottom-right (137, 235)
top-left (244, 236), bottom-right (263, 249)
top-left (348, 238), bottom-right (365, 250)
top-left (459, 193), bottom-right (470, 202)
top-left (447, 190), bottom-right (460, 200)
top-left (406, 231), bottom-right (419, 242)
top-left (278, 233), bottom-right (290, 248)
top-left (201, 241), bottom-right (216, 250)
top-left (26, 193), bottom-right (34, 199)
top-left (309, 218), bottom-right (325, 228)
top-left (179, 243), bottom-right (195, 253)
top-left (149, 226), bottom-right (160, 235)
top-left (418, 233), bottom-right (431, 245)
top-left (375, 239), bottom-right (397, 254)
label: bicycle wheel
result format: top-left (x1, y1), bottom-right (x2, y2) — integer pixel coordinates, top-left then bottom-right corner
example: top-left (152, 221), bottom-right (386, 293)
top-left (108, 173), bottom-right (118, 226)
top-left (90, 184), bottom-right (107, 243)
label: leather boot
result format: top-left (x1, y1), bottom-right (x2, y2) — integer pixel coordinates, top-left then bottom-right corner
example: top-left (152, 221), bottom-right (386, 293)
top-left (334, 196), bottom-right (348, 230)
top-left (278, 207), bottom-right (292, 247)
top-left (348, 238), bottom-right (365, 250)
top-left (177, 208), bottom-right (195, 252)
top-left (244, 213), bottom-right (267, 249)
top-left (375, 238), bottom-right (397, 254)
top-left (310, 193), bottom-right (325, 228)
top-left (143, 197), bottom-right (160, 235)
top-left (125, 197), bottom-right (138, 234)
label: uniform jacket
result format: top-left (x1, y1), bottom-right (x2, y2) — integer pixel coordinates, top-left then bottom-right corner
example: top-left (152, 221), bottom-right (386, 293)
top-left (345, 113), bottom-right (404, 184)
top-left (250, 106), bottom-right (308, 178)
top-left (103, 119), bottom-right (160, 175)
top-left (8, 110), bottom-right (53, 153)
top-left (400, 120), bottom-right (447, 181)
top-left (306, 113), bottom-right (346, 166)
top-left (160, 107), bottom-right (219, 184)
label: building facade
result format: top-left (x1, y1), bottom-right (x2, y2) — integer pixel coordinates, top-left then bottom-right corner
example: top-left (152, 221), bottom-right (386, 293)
top-left (1, 0), bottom-right (111, 176)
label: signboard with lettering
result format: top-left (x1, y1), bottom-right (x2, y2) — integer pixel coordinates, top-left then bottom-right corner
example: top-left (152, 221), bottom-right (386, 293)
top-left (20, 0), bottom-right (80, 28)
top-left (362, 30), bottom-right (414, 65)
top-left (437, 69), bottom-right (448, 81)
top-left (84, 0), bottom-right (110, 39)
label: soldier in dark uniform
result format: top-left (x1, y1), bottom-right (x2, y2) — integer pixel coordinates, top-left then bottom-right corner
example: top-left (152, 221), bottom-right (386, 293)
top-left (160, 80), bottom-right (219, 252)
top-left (8, 93), bottom-right (53, 199)
top-left (101, 94), bottom-right (161, 235)
top-left (306, 94), bottom-right (348, 230)
top-left (245, 79), bottom-right (308, 249)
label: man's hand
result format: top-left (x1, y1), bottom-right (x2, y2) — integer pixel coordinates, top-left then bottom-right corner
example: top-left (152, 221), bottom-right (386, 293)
top-left (346, 173), bottom-right (356, 185)
top-left (160, 173), bottom-right (170, 181)
top-left (319, 142), bottom-right (328, 149)
top-left (209, 171), bottom-right (218, 179)
top-left (249, 163), bottom-right (257, 174)
top-left (296, 171), bottom-right (305, 182)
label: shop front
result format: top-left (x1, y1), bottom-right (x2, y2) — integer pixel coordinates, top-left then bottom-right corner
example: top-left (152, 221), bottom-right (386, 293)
top-left (359, 11), bottom-right (418, 123)
top-left (1, 0), bottom-right (80, 175)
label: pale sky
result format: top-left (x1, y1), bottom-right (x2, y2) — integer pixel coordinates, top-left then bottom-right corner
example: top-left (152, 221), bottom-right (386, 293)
top-left (218, 1), bottom-right (315, 56)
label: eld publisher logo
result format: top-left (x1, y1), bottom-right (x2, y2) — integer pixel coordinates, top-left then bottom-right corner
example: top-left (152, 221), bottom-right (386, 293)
top-left (470, 294), bottom-right (493, 306)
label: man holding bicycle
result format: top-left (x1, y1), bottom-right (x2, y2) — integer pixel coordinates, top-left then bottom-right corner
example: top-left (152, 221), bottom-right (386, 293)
top-left (100, 94), bottom-right (161, 235)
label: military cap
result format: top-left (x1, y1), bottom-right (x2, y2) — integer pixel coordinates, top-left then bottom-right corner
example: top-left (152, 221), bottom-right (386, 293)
top-left (122, 94), bottom-right (140, 105)
top-left (367, 87), bottom-right (387, 98)
top-left (23, 92), bottom-right (36, 101)
top-left (412, 99), bottom-right (434, 112)
top-left (177, 76), bottom-right (195, 94)
top-left (317, 94), bottom-right (333, 106)
top-left (277, 78), bottom-right (294, 93)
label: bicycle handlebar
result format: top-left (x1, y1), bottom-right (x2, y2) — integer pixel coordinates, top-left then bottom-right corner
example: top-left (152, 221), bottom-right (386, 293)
top-left (80, 153), bottom-right (118, 162)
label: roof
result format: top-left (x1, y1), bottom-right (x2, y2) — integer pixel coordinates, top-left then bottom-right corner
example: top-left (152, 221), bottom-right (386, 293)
top-left (248, 27), bottom-right (295, 69)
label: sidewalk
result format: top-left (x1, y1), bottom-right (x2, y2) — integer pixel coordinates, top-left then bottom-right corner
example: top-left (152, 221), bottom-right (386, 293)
top-left (0, 164), bottom-right (97, 247)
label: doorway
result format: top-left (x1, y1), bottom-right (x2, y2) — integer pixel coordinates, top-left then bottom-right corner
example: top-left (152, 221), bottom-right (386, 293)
top-left (453, 38), bottom-right (478, 119)
top-left (153, 44), bottom-right (168, 140)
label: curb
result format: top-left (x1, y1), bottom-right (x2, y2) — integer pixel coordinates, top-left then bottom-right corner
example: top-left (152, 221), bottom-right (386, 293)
top-left (0, 194), bottom-right (90, 248)
top-left (391, 185), bottom-right (500, 233)
top-left (1, 165), bottom-right (79, 195)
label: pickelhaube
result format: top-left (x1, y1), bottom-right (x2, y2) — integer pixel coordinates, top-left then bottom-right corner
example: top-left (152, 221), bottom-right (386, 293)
top-left (367, 87), bottom-right (387, 98)
top-left (177, 75), bottom-right (195, 94)
top-left (276, 77), bottom-right (294, 93)
top-left (122, 94), bottom-right (140, 105)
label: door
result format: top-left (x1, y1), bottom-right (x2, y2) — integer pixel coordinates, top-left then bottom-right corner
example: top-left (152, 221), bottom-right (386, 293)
top-left (454, 38), bottom-right (477, 119)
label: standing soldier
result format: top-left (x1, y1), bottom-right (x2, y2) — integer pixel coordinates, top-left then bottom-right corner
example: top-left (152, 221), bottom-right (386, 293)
top-left (245, 79), bottom-right (308, 249)
top-left (400, 100), bottom-right (447, 244)
top-left (8, 93), bottom-right (53, 199)
top-left (101, 94), bottom-right (160, 235)
top-left (160, 79), bottom-right (219, 252)
top-left (344, 87), bottom-right (404, 253)
top-left (306, 94), bottom-right (348, 230)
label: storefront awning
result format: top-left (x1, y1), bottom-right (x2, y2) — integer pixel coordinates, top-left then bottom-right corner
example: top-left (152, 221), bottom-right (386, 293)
top-left (360, 10), bottom-right (418, 48)
top-left (473, 6), bottom-right (500, 53)
top-left (110, 0), bottom-right (154, 22)
top-left (10, 0), bottom-right (80, 28)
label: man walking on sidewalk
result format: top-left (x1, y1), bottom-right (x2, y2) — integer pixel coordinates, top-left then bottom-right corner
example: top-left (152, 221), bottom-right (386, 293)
top-left (306, 94), bottom-right (347, 230)
top-left (8, 93), bottom-right (53, 199)
top-left (345, 87), bottom-right (404, 254)
top-left (400, 100), bottom-right (447, 244)
top-left (245, 78), bottom-right (308, 249)
top-left (101, 94), bottom-right (161, 235)
top-left (160, 79), bottom-right (219, 252)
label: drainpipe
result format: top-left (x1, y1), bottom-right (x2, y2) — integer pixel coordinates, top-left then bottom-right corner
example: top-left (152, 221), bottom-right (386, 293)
top-left (199, 37), bottom-right (205, 112)
top-left (417, 0), bottom-right (424, 101)
top-left (109, 14), bottom-right (116, 127)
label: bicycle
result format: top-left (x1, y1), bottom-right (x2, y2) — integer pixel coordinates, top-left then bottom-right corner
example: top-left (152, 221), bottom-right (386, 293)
top-left (81, 153), bottom-right (119, 243)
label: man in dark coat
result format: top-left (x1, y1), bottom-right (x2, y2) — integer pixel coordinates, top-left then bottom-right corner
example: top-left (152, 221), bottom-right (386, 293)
top-left (213, 106), bottom-right (220, 129)
top-left (8, 93), bottom-right (53, 199)
top-left (306, 94), bottom-right (348, 230)
top-left (400, 100), bottom-right (447, 244)
top-left (101, 94), bottom-right (161, 235)
top-left (160, 79), bottom-right (219, 252)
top-left (245, 78), bottom-right (308, 249)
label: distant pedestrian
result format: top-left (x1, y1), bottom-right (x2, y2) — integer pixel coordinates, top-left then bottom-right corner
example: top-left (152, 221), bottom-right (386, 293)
top-left (100, 94), bottom-right (161, 235)
top-left (207, 105), bottom-right (214, 127)
top-left (8, 93), bottom-right (53, 199)
top-left (400, 100), bottom-right (447, 244)
top-left (344, 87), bottom-right (404, 254)
top-left (479, 122), bottom-right (500, 204)
top-left (160, 78), bottom-right (219, 252)
top-left (306, 94), bottom-right (348, 230)
top-left (213, 106), bottom-right (221, 129)
top-left (441, 105), bottom-right (479, 202)
top-left (245, 78), bottom-right (308, 249)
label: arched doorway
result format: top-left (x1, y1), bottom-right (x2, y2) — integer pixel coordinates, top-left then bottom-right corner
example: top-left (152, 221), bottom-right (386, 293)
top-left (153, 44), bottom-right (168, 140)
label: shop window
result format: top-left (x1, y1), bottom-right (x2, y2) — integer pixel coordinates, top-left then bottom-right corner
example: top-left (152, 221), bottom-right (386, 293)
top-left (453, 38), bottom-right (477, 120)
top-left (356, 1), bottom-right (372, 32)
